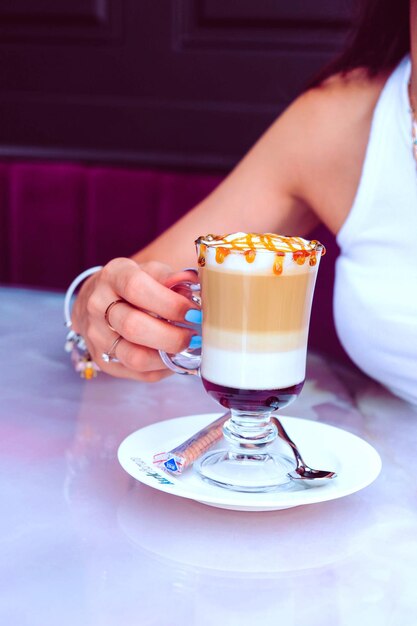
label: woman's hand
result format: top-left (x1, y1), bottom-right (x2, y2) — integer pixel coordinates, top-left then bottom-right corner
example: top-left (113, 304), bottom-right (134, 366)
top-left (71, 258), bottom-right (200, 382)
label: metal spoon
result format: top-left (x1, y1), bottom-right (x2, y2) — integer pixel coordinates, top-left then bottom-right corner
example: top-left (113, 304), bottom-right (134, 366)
top-left (272, 417), bottom-right (337, 482)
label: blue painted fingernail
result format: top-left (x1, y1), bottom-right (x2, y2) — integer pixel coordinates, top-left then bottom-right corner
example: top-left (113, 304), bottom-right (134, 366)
top-left (185, 309), bottom-right (202, 324)
top-left (188, 335), bottom-right (202, 349)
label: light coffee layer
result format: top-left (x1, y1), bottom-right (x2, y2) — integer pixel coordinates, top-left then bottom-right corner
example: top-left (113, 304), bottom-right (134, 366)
top-left (203, 327), bottom-right (309, 352)
top-left (201, 268), bottom-right (317, 334)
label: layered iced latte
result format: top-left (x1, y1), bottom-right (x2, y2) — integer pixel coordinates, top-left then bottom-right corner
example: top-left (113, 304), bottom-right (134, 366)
top-left (196, 233), bottom-right (325, 412)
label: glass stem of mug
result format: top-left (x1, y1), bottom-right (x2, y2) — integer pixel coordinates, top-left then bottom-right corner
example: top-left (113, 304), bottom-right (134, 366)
top-left (222, 410), bottom-right (277, 455)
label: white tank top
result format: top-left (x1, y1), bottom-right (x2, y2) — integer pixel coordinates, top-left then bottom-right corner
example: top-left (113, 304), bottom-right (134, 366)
top-left (334, 56), bottom-right (417, 405)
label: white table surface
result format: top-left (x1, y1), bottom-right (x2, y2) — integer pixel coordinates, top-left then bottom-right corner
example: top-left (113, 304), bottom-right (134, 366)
top-left (1, 285), bottom-right (417, 626)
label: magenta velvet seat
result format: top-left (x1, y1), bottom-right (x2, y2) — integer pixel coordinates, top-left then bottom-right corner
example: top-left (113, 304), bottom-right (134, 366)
top-left (0, 162), bottom-right (220, 287)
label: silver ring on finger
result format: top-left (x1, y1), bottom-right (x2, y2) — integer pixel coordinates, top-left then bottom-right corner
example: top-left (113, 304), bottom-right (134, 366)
top-left (101, 335), bottom-right (123, 363)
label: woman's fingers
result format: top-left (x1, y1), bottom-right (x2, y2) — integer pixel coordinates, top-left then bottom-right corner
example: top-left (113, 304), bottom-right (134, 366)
top-left (110, 337), bottom-right (172, 372)
top-left (101, 258), bottom-right (198, 323)
top-left (99, 359), bottom-right (173, 383)
top-left (71, 257), bottom-right (200, 381)
top-left (86, 324), bottom-right (174, 380)
top-left (103, 302), bottom-right (195, 354)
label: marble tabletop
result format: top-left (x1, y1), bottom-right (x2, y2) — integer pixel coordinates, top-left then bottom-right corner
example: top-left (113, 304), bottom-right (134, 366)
top-left (1, 285), bottom-right (417, 626)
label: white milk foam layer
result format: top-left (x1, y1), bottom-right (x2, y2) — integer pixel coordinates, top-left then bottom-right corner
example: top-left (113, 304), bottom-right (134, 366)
top-left (202, 233), bottom-right (321, 276)
top-left (204, 247), bottom-right (298, 274)
top-left (201, 345), bottom-right (306, 389)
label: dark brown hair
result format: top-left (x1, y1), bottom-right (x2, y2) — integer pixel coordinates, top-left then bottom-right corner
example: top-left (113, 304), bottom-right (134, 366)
top-left (310, 0), bottom-right (410, 87)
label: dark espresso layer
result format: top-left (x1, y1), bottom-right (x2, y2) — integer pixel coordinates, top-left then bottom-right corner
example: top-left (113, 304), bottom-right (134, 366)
top-left (201, 268), bottom-right (316, 333)
top-left (201, 377), bottom-right (304, 412)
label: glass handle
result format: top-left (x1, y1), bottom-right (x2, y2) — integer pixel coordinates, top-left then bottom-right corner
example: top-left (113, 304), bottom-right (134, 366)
top-left (159, 280), bottom-right (202, 376)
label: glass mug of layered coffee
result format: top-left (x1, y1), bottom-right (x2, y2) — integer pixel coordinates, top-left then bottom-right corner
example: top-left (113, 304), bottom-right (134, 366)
top-left (160, 232), bottom-right (325, 492)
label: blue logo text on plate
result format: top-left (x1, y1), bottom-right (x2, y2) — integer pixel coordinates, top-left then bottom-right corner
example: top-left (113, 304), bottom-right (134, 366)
top-left (164, 458), bottom-right (179, 472)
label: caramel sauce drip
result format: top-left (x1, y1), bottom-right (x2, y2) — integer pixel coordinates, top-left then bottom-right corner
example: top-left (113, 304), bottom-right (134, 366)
top-left (310, 240), bottom-right (326, 256)
top-left (293, 250), bottom-right (308, 265)
top-left (273, 253), bottom-right (284, 275)
top-left (259, 234), bottom-right (278, 251)
top-left (215, 247), bottom-right (231, 264)
top-left (244, 249), bottom-right (256, 263)
top-left (198, 243), bottom-right (207, 267)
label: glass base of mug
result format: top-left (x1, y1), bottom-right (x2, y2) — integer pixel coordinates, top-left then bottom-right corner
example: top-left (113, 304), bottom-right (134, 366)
top-left (195, 449), bottom-right (295, 493)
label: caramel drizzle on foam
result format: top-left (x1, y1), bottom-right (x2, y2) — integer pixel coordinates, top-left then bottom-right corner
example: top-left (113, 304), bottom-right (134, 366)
top-left (196, 233), bottom-right (325, 275)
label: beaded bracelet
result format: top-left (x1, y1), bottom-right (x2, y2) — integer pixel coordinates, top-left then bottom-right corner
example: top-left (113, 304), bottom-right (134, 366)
top-left (64, 266), bottom-right (103, 380)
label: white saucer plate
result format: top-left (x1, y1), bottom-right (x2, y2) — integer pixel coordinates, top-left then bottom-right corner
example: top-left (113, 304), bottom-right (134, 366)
top-left (117, 413), bottom-right (382, 512)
